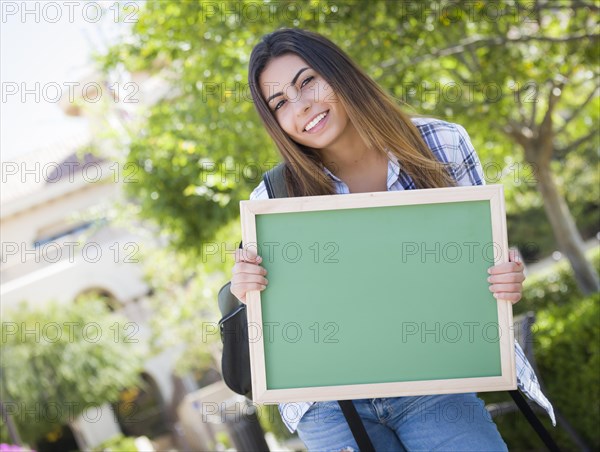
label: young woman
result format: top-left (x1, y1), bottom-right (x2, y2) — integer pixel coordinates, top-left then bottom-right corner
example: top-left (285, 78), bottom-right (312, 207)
top-left (230, 28), bottom-right (533, 451)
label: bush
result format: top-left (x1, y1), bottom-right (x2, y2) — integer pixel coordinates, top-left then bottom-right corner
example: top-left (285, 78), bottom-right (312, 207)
top-left (482, 247), bottom-right (600, 450)
top-left (535, 294), bottom-right (600, 448)
top-left (516, 247), bottom-right (600, 314)
top-left (1, 298), bottom-right (145, 445)
top-left (92, 434), bottom-right (138, 452)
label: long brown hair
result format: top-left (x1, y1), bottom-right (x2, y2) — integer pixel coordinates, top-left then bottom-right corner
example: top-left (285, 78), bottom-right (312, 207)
top-left (248, 28), bottom-right (457, 196)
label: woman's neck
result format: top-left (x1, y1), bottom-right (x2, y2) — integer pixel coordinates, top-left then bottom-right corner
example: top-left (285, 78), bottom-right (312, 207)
top-left (319, 121), bottom-right (379, 176)
top-left (318, 123), bottom-right (389, 193)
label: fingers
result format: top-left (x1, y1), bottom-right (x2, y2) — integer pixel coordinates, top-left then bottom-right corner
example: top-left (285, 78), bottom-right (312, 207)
top-left (233, 283), bottom-right (268, 304)
top-left (235, 247), bottom-right (262, 264)
top-left (233, 261), bottom-right (268, 276)
top-left (231, 248), bottom-right (268, 304)
top-left (488, 248), bottom-right (524, 274)
top-left (233, 272), bottom-right (268, 287)
top-left (230, 276), bottom-right (268, 304)
top-left (508, 248), bottom-right (523, 264)
top-left (487, 272), bottom-right (525, 284)
top-left (488, 260), bottom-right (523, 275)
top-left (489, 283), bottom-right (522, 293)
top-left (488, 248), bottom-right (525, 305)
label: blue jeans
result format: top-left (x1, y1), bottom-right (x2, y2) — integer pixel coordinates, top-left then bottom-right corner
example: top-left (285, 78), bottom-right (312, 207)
top-left (295, 393), bottom-right (507, 451)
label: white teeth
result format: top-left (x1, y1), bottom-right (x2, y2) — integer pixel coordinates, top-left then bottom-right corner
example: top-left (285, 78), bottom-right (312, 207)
top-left (305, 112), bottom-right (328, 131)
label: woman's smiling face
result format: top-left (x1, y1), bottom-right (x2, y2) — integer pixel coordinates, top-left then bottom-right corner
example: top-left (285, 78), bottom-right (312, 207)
top-left (259, 53), bottom-right (350, 151)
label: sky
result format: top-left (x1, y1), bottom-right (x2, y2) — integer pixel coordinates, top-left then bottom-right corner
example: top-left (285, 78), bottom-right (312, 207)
top-left (1, 1), bottom-right (136, 161)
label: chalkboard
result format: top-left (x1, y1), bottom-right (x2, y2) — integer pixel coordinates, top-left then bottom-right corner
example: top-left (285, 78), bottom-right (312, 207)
top-left (240, 185), bottom-right (516, 404)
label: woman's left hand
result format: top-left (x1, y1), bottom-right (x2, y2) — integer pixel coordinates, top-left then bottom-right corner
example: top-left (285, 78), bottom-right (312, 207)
top-left (487, 248), bottom-right (526, 304)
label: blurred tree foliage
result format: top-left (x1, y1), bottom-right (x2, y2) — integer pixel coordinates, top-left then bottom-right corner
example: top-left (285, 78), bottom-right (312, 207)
top-left (100, 0), bottom-right (598, 264)
top-left (97, 0), bottom-right (599, 367)
top-left (0, 298), bottom-right (145, 446)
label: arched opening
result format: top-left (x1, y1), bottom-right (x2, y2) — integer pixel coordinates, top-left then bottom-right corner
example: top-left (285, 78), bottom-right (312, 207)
top-left (111, 372), bottom-right (170, 439)
top-left (75, 287), bottom-right (121, 312)
top-left (35, 424), bottom-right (78, 452)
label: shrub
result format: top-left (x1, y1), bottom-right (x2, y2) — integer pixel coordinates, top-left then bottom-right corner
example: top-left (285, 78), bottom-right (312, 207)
top-left (517, 247), bottom-right (600, 314)
top-left (1, 298), bottom-right (145, 445)
top-left (92, 434), bottom-right (138, 452)
top-left (482, 247), bottom-right (600, 450)
top-left (535, 294), bottom-right (600, 448)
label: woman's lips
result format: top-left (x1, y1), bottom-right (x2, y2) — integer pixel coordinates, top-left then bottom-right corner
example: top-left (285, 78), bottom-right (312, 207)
top-left (303, 110), bottom-right (329, 134)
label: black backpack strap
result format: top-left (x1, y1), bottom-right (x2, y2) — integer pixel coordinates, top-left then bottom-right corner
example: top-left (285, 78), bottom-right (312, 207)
top-left (338, 400), bottom-right (376, 452)
top-left (509, 390), bottom-right (561, 451)
top-left (263, 163), bottom-right (289, 198)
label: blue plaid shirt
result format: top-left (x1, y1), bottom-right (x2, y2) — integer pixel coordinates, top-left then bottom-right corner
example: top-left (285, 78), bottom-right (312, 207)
top-left (249, 117), bottom-right (555, 433)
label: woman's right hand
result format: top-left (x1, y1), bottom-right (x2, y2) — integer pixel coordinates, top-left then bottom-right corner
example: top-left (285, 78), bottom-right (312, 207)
top-left (231, 247), bottom-right (268, 304)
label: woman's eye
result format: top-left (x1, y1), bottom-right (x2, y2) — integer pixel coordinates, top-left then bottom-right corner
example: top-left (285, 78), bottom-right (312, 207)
top-left (273, 76), bottom-right (314, 111)
top-left (301, 76), bottom-right (314, 88)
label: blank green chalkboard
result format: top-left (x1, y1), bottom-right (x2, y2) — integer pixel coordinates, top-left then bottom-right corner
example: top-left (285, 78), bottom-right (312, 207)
top-left (240, 185), bottom-right (516, 404)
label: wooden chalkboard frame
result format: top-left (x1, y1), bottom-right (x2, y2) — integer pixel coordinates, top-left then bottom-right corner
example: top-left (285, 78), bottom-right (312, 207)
top-left (240, 184), bottom-right (516, 404)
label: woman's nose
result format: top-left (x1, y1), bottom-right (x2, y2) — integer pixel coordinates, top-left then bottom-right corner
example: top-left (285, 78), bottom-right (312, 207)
top-left (293, 91), bottom-right (312, 116)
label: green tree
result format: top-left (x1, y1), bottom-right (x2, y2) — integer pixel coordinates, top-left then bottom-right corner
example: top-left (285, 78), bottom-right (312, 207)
top-left (100, 0), bottom-right (598, 294)
top-left (375, 1), bottom-right (600, 294)
top-left (0, 298), bottom-right (145, 446)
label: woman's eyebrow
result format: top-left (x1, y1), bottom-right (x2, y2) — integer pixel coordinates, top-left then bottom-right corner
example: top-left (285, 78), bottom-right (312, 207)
top-left (266, 67), bottom-right (310, 103)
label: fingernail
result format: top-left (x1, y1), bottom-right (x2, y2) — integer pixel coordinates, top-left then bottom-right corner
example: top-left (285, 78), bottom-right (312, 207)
top-left (487, 277), bottom-right (492, 283)
top-left (257, 256), bottom-right (262, 262)
top-left (493, 293), bottom-right (499, 298)
top-left (487, 268), bottom-right (492, 274)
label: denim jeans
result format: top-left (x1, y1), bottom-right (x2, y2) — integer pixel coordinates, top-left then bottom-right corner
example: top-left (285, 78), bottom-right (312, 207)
top-left (295, 392), bottom-right (508, 451)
